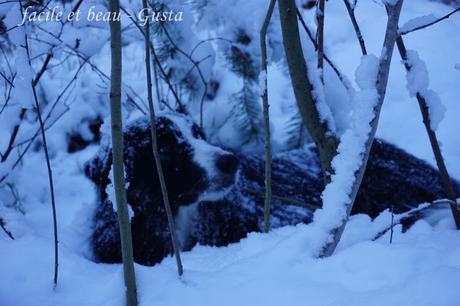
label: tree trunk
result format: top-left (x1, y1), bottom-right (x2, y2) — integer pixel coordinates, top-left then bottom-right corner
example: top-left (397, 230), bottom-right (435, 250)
top-left (108, 0), bottom-right (138, 304)
top-left (260, 0), bottom-right (277, 233)
top-left (318, 0), bottom-right (404, 257)
top-left (277, 0), bottom-right (338, 184)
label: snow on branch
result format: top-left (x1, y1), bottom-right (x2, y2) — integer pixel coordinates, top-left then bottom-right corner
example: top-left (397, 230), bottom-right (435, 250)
top-left (404, 50), bottom-right (445, 131)
top-left (310, 0), bottom-right (404, 257)
top-left (399, 7), bottom-right (460, 36)
top-left (312, 55), bottom-right (379, 252)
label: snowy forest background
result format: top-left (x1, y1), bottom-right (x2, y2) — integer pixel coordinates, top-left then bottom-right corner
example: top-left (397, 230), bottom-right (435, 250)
top-left (1, 0), bottom-right (460, 305)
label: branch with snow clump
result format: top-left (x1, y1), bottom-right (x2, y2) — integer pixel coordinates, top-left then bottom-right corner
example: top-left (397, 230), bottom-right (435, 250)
top-left (311, 0), bottom-right (404, 257)
top-left (399, 7), bottom-right (460, 36)
top-left (396, 36), bottom-right (460, 229)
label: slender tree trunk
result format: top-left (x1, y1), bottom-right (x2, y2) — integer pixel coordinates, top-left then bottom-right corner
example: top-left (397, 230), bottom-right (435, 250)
top-left (260, 0), bottom-right (276, 233)
top-left (319, 0), bottom-right (404, 257)
top-left (142, 0), bottom-right (184, 276)
top-left (278, 0), bottom-right (338, 184)
top-left (108, 0), bottom-right (138, 304)
top-left (396, 36), bottom-right (460, 229)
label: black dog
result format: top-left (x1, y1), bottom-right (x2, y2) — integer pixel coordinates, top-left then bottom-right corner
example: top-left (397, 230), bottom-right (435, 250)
top-left (85, 114), bottom-right (456, 265)
top-left (85, 114), bottom-right (239, 265)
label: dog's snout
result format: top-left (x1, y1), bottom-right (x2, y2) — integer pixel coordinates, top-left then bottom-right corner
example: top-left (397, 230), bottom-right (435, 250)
top-left (216, 154), bottom-right (238, 175)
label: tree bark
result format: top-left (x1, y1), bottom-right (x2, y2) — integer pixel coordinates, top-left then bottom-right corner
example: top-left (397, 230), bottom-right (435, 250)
top-left (343, 0), bottom-right (367, 55)
top-left (278, 0), bottom-right (338, 184)
top-left (108, 0), bottom-right (138, 304)
top-left (260, 0), bottom-right (276, 233)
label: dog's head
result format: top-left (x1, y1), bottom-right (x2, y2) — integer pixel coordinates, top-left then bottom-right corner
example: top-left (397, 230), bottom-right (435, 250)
top-left (86, 113), bottom-right (239, 265)
top-left (124, 114), bottom-right (239, 206)
top-left (86, 113), bottom-right (239, 210)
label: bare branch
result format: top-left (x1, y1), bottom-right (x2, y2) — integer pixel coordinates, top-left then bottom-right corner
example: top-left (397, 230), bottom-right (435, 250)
top-left (343, 0), bottom-right (367, 55)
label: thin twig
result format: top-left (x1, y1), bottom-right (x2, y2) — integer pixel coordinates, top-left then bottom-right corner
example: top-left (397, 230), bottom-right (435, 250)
top-left (142, 0), bottom-right (183, 277)
top-left (0, 217), bottom-right (15, 240)
top-left (343, 0), bottom-right (367, 55)
top-left (390, 204), bottom-right (394, 243)
top-left (33, 52), bottom-right (53, 86)
top-left (158, 22), bottom-right (208, 128)
top-left (296, 8), bottom-right (355, 95)
top-left (316, 0), bottom-right (326, 81)
top-left (21, 5), bottom-right (59, 284)
top-left (120, 6), bottom-right (186, 114)
top-left (31, 81), bottom-right (59, 287)
top-left (0, 71), bottom-right (14, 87)
top-left (2, 47), bottom-right (55, 163)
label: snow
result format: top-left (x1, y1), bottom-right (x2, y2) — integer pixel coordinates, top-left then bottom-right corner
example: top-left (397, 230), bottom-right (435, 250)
top-left (310, 55), bottom-right (380, 254)
top-left (2, 200), bottom-right (460, 306)
top-left (405, 50), bottom-right (430, 96)
top-left (421, 89), bottom-right (446, 131)
top-left (399, 14), bottom-right (438, 34)
top-left (405, 50), bottom-right (446, 130)
top-left (258, 70), bottom-right (267, 93)
top-left (355, 55), bottom-right (380, 90)
top-left (306, 59), bottom-right (337, 133)
top-left (3, 3), bottom-right (35, 109)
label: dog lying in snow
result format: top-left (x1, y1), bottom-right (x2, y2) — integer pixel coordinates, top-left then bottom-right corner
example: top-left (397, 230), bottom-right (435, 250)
top-left (85, 113), bottom-right (458, 265)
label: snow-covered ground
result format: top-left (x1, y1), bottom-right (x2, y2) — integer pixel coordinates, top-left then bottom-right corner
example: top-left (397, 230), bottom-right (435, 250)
top-left (1, 0), bottom-right (460, 305)
top-left (2, 196), bottom-right (460, 306)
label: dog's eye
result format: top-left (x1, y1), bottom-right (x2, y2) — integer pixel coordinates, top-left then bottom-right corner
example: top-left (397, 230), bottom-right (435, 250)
top-left (191, 124), bottom-right (205, 140)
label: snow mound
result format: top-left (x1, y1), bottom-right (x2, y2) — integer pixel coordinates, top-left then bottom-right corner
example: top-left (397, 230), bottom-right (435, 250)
top-left (1, 212), bottom-right (460, 306)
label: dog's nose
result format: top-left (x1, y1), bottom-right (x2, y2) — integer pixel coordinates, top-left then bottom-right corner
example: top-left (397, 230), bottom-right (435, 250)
top-left (216, 154), bottom-right (239, 175)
